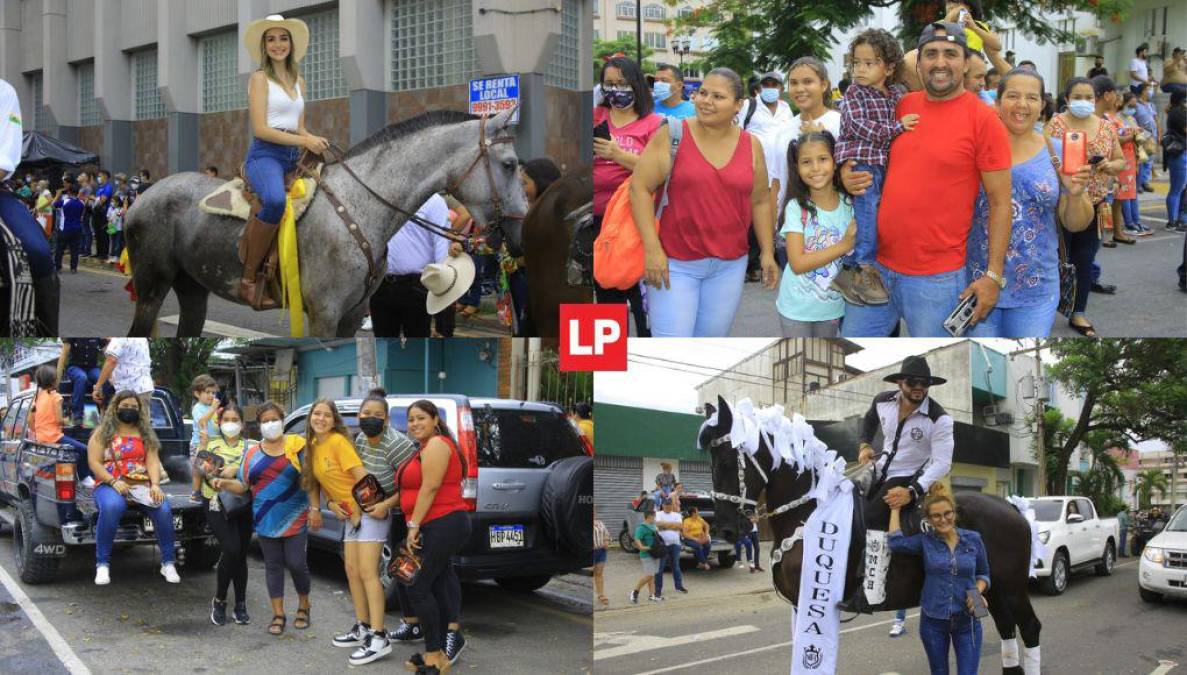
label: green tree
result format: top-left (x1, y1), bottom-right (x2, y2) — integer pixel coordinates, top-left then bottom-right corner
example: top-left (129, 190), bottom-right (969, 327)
top-left (593, 36), bottom-right (656, 82)
top-left (1073, 431), bottom-right (1127, 516)
top-left (149, 339), bottom-right (225, 402)
top-left (1134, 468), bottom-right (1168, 509)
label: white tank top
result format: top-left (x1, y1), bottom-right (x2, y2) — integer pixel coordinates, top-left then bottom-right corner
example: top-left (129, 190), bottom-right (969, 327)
top-left (265, 78), bottom-right (304, 132)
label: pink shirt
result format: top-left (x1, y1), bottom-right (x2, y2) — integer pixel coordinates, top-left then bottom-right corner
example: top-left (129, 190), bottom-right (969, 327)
top-left (592, 108), bottom-right (663, 216)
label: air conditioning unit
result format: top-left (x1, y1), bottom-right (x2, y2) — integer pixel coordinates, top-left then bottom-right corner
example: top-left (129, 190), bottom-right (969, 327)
top-left (982, 405), bottom-right (1001, 417)
top-left (984, 412), bottom-right (1016, 427)
top-left (1149, 37), bottom-right (1167, 58)
top-left (1076, 35), bottom-right (1099, 56)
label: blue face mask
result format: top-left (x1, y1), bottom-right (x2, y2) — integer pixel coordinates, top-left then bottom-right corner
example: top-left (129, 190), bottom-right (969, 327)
top-left (1067, 100), bottom-right (1095, 119)
top-left (760, 87), bottom-right (781, 104)
top-left (652, 81), bottom-right (673, 103)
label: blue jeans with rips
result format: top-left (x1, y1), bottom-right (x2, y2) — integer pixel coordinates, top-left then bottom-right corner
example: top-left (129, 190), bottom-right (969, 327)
top-left (840, 263), bottom-right (969, 337)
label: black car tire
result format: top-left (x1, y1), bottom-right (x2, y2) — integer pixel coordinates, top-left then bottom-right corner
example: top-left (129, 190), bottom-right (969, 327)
top-left (495, 575), bottom-right (552, 593)
top-left (182, 537), bottom-right (220, 569)
top-left (14, 499), bottom-right (61, 584)
top-left (618, 526), bottom-right (637, 553)
top-left (717, 551), bottom-right (736, 569)
top-left (1039, 550), bottom-right (1068, 596)
top-left (1094, 541), bottom-right (1114, 576)
top-left (539, 456), bottom-right (593, 559)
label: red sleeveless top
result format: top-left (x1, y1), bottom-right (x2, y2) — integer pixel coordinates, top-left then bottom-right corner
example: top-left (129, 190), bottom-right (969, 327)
top-left (399, 435), bottom-right (466, 525)
top-left (659, 121), bottom-right (754, 261)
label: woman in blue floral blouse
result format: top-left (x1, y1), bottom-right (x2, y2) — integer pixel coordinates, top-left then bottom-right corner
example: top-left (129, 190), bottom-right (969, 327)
top-left (967, 68), bottom-right (1094, 337)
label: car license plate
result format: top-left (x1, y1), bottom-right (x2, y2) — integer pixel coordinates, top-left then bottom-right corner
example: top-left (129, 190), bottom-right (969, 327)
top-left (143, 515), bottom-right (184, 533)
top-left (489, 525), bottom-right (524, 549)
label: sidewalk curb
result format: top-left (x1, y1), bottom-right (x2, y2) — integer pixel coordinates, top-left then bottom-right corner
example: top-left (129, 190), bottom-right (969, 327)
top-left (595, 583), bottom-right (781, 619)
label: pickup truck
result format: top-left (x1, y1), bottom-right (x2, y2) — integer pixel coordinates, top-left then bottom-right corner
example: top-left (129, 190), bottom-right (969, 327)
top-left (1138, 505), bottom-right (1187, 603)
top-left (1031, 496), bottom-right (1119, 595)
top-left (0, 385), bottom-right (214, 584)
top-left (617, 490), bottom-right (737, 569)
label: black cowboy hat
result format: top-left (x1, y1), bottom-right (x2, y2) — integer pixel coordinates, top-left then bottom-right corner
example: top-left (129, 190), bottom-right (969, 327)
top-left (882, 355), bottom-right (947, 386)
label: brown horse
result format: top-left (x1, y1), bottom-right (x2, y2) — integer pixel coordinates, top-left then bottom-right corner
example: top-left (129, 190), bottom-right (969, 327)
top-left (522, 167), bottom-right (593, 337)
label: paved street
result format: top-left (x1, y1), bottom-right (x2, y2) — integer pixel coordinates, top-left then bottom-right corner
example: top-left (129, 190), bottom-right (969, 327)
top-left (59, 261), bottom-right (508, 337)
top-left (0, 528), bottom-right (592, 674)
top-left (594, 548), bottom-right (1184, 675)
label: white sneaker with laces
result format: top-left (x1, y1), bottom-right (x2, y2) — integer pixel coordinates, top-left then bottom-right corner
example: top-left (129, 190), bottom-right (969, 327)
top-left (361, 316), bottom-right (373, 332)
top-left (95, 565), bottom-right (110, 585)
top-left (889, 621), bottom-right (905, 638)
top-left (160, 563), bottom-right (181, 583)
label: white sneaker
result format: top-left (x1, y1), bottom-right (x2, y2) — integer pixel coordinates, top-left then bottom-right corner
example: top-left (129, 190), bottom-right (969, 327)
top-left (160, 563), bottom-right (181, 583)
top-left (889, 621), bottom-right (905, 638)
top-left (94, 565), bottom-right (110, 585)
top-left (361, 316), bottom-right (373, 332)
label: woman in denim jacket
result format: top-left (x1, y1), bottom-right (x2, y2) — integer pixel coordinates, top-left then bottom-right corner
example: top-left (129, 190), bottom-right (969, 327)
top-left (888, 488), bottom-right (990, 675)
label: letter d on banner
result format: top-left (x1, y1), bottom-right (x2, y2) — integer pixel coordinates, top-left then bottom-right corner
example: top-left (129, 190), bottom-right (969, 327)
top-left (792, 480), bottom-right (854, 675)
top-left (559, 304), bottom-right (627, 371)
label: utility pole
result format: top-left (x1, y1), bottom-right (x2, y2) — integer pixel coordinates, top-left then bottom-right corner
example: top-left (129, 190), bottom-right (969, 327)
top-left (635, 0), bottom-right (642, 64)
top-left (356, 338), bottom-right (379, 395)
top-left (1015, 341), bottom-right (1048, 496)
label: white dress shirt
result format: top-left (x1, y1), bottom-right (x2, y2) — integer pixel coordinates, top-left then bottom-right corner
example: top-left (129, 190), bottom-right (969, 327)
top-left (385, 194), bottom-right (452, 276)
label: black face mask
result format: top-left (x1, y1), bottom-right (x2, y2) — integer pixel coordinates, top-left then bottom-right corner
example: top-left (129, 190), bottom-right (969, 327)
top-left (116, 408), bottom-right (140, 424)
top-left (359, 417), bottom-right (385, 438)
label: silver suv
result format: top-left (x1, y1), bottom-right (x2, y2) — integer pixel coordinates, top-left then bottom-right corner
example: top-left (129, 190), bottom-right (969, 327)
top-left (285, 394), bottom-right (592, 605)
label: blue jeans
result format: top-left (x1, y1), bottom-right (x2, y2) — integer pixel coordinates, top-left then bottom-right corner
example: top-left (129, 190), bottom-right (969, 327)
top-left (244, 138), bottom-right (301, 224)
top-left (1138, 159), bottom-right (1152, 188)
top-left (1119, 527), bottom-right (1127, 556)
top-left (458, 254), bottom-right (490, 308)
top-left (919, 613), bottom-right (982, 675)
top-left (0, 189), bottom-right (55, 279)
top-left (55, 230), bottom-right (84, 272)
top-left (64, 365), bottom-right (102, 419)
top-left (647, 255), bottom-right (747, 337)
top-left (56, 435), bottom-right (90, 480)
top-left (1120, 199), bottom-right (1140, 228)
top-left (968, 293), bottom-right (1058, 338)
top-left (94, 483), bottom-right (175, 566)
top-left (654, 543), bottom-right (684, 594)
top-left (682, 538), bottom-right (712, 565)
top-left (1168, 152), bottom-right (1187, 222)
top-left (842, 163), bottom-right (885, 267)
top-left (735, 535), bottom-right (753, 562)
top-left (841, 263), bottom-right (968, 337)
top-left (896, 608), bottom-right (907, 621)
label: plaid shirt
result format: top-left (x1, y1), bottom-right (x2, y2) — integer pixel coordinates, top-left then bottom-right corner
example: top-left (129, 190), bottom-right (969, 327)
top-left (835, 83), bottom-right (907, 165)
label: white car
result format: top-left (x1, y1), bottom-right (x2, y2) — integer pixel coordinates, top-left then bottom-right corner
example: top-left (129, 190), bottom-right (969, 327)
top-left (1030, 496), bottom-right (1119, 595)
top-left (1138, 506), bottom-right (1187, 603)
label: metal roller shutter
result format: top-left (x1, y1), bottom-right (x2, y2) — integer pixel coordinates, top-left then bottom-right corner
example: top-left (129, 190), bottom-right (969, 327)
top-left (680, 460), bottom-right (713, 494)
top-left (595, 455), bottom-right (642, 548)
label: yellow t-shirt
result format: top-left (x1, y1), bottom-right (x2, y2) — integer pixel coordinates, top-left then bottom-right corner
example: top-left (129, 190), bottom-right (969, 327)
top-left (311, 432), bottom-right (363, 504)
top-left (577, 419), bottom-right (594, 444)
top-left (201, 436), bottom-right (247, 499)
top-left (964, 21), bottom-right (990, 54)
top-left (682, 515), bottom-right (709, 539)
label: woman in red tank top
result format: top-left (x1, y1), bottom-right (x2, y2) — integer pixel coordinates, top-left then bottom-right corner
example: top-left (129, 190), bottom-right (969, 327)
top-left (628, 67), bottom-right (781, 337)
top-left (398, 400), bottom-right (472, 673)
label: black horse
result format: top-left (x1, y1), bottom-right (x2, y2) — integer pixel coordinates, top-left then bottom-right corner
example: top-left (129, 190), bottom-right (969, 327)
top-left (700, 396), bottom-right (1042, 675)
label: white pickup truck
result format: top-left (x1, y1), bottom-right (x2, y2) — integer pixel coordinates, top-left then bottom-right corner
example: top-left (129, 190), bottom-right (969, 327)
top-left (1030, 496), bottom-right (1120, 595)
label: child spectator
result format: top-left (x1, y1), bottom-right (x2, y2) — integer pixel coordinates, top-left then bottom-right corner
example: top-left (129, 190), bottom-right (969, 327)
top-left (189, 374), bottom-right (221, 502)
top-left (28, 365), bottom-right (90, 477)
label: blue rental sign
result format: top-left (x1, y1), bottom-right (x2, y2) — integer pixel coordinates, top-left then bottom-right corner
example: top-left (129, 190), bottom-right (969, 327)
top-left (469, 74), bottom-right (520, 123)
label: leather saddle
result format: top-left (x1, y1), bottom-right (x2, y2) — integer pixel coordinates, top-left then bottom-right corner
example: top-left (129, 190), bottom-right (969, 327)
top-left (836, 485), bottom-right (927, 614)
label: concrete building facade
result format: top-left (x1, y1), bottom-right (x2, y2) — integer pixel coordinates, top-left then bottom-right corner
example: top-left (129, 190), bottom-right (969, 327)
top-left (0, 0), bottom-right (592, 179)
top-left (593, 0), bottom-right (712, 78)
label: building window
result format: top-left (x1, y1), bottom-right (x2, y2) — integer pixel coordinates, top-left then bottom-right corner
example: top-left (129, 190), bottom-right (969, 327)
top-left (617, 30), bottom-right (633, 41)
top-left (302, 9), bottom-right (346, 101)
top-left (200, 31), bottom-right (246, 113)
top-left (133, 50), bottom-right (166, 120)
top-left (28, 72), bottom-right (46, 132)
top-left (545, 0), bottom-right (580, 89)
top-left (390, 0), bottom-right (478, 92)
top-left (616, 2), bottom-right (636, 19)
top-left (643, 4), bottom-right (666, 21)
top-left (593, 28), bottom-right (600, 41)
top-left (78, 63), bottom-right (100, 126)
top-left (644, 32), bottom-right (667, 50)
top-left (592, 3), bottom-right (599, 17)
top-left (679, 6), bottom-right (694, 19)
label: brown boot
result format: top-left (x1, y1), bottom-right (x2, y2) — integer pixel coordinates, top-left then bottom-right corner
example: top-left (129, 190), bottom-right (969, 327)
top-left (855, 265), bottom-right (890, 305)
top-left (237, 216), bottom-right (280, 310)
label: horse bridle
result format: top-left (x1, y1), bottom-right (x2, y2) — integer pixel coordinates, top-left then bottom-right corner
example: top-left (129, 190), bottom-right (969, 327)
top-left (706, 433), bottom-right (815, 521)
top-left (445, 116), bottom-right (526, 228)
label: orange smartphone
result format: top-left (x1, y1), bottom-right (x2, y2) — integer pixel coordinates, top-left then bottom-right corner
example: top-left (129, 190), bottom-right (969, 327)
top-left (1062, 130), bottom-right (1087, 176)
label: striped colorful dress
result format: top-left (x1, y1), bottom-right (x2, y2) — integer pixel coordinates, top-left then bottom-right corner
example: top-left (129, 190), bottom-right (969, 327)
top-left (238, 435), bottom-right (309, 538)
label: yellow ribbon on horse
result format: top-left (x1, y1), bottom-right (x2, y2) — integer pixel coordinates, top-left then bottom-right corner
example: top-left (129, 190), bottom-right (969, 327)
top-left (278, 178), bottom-right (306, 337)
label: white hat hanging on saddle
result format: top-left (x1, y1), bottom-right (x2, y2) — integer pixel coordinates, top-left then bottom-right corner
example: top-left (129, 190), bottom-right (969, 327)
top-left (422, 253), bottom-right (476, 316)
top-left (244, 15), bottom-right (310, 65)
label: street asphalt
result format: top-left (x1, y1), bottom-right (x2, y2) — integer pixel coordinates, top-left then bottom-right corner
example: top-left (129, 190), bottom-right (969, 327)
top-left (594, 547), bottom-right (1185, 675)
top-left (0, 528), bottom-right (592, 674)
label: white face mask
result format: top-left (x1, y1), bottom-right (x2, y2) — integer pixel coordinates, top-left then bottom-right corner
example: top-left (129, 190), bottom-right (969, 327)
top-left (260, 420), bottom-right (284, 440)
top-left (220, 422), bottom-right (242, 439)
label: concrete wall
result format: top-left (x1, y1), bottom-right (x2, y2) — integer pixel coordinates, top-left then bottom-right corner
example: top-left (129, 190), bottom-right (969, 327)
top-left (696, 349), bottom-right (777, 410)
top-left (119, 0), bottom-right (158, 52)
top-left (131, 118), bottom-right (167, 180)
top-left (65, 0), bottom-right (95, 63)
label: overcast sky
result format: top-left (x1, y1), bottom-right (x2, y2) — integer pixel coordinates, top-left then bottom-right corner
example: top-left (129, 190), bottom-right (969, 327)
top-left (594, 338), bottom-right (1035, 415)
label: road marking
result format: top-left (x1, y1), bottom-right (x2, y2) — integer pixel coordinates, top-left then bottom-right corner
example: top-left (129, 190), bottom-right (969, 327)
top-left (1150, 661), bottom-right (1178, 675)
top-left (627, 613), bottom-right (920, 675)
top-left (595, 625), bottom-right (760, 661)
top-left (0, 563), bottom-right (92, 675)
top-left (157, 315), bottom-right (278, 338)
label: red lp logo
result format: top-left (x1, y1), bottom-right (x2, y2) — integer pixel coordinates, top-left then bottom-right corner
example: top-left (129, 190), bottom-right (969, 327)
top-left (559, 304), bottom-right (627, 371)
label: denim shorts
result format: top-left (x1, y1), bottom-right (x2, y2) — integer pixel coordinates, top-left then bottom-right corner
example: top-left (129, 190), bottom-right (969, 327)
top-left (592, 548), bottom-right (608, 565)
top-left (343, 511), bottom-right (393, 543)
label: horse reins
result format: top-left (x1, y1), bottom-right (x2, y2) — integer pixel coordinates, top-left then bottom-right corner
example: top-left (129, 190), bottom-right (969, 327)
top-left (706, 433), bottom-right (816, 521)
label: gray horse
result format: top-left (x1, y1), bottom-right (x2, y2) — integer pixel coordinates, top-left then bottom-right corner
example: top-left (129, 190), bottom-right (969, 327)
top-left (123, 108), bottom-right (528, 337)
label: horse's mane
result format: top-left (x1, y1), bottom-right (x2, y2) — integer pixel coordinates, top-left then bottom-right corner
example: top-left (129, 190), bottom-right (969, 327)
top-left (345, 110), bottom-right (480, 158)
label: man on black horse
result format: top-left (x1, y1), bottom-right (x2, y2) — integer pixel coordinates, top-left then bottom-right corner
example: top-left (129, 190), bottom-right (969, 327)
top-left (840, 354), bottom-right (953, 612)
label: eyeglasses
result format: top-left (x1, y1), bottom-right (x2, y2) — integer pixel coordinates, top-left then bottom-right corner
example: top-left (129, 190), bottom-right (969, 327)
top-left (904, 378), bottom-right (931, 389)
top-left (928, 510), bottom-right (955, 521)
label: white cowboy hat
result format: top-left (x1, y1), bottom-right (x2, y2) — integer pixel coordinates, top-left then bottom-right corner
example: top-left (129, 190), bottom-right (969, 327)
top-left (422, 252), bottom-right (476, 316)
top-left (243, 14), bottom-right (310, 65)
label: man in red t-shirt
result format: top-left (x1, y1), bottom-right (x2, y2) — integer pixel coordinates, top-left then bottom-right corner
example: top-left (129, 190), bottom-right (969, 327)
top-left (840, 23), bottom-right (1012, 337)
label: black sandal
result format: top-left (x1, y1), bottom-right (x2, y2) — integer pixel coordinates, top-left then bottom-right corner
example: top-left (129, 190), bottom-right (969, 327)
top-left (405, 653), bottom-right (426, 671)
top-left (293, 607), bottom-right (310, 630)
top-left (1069, 320), bottom-right (1098, 337)
top-left (1101, 240), bottom-right (1117, 248)
top-left (268, 615), bottom-right (286, 636)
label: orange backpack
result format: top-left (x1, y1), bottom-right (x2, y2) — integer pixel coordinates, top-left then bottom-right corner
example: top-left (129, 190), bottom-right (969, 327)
top-left (593, 117), bottom-right (683, 290)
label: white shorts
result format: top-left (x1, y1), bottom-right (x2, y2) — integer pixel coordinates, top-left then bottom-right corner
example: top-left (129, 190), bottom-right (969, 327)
top-left (641, 556), bottom-right (660, 575)
top-left (343, 511), bottom-right (393, 543)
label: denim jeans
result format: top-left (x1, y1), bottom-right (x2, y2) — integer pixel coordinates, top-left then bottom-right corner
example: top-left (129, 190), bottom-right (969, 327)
top-left (647, 255), bottom-right (747, 337)
top-left (1064, 224), bottom-right (1100, 314)
top-left (1120, 199), bottom-right (1140, 228)
top-left (654, 543), bottom-right (684, 594)
top-left (0, 190), bottom-right (54, 279)
top-left (968, 293), bottom-right (1058, 338)
top-left (919, 613), bottom-right (982, 675)
top-left (1168, 152), bottom-right (1187, 223)
top-left (244, 138), bottom-right (301, 224)
top-left (94, 483), bottom-right (175, 566)
top-left (842, 163), bottom-right (885, 267)
top-left (1138, 159), bottom-right (1152, 188)
top-left (57, 435), bottom-right (90, 481)
top-left (1119, 527), bottom-right (1128, 556)
top-left (840, 263), bottom-right (969, 337)
top-left (64, 365), bottom-right (102, 418)
top-left (682, 537), bottom-right (712, 565)
top-left (55, 230), bottom-right (84, 272)
top-left (735, 535), bottom-right (754, 562)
